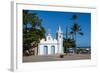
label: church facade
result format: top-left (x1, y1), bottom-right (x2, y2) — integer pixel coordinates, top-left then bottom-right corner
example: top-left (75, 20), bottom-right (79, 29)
top-left (38, 26), bottom-right (64, 55)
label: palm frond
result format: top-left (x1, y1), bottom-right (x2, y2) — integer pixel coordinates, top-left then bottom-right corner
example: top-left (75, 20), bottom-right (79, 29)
top-left (79, 32), bottom-right (84, 35)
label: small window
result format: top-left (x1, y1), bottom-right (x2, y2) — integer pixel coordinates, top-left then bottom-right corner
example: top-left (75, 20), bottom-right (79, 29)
top-left (59, 35), bottom-right (61, 38)
top-left (48, 37), bottom-right (50, 40)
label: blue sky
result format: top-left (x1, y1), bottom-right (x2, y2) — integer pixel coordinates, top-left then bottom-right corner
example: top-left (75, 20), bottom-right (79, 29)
top-left (27, 10), bottom-right (91, 47)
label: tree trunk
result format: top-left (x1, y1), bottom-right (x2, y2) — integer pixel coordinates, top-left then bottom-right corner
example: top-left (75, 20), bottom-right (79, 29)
top-left (34, 47), bottom-right (38, 56)
top-left (74, 33), bottom-right (77, 54)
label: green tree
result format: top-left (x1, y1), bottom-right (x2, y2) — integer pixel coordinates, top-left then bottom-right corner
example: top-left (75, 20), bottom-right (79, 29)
top-left (23, 10), bottom-right (45, 55)
top-left (63, 38), bottom-right (75, 53)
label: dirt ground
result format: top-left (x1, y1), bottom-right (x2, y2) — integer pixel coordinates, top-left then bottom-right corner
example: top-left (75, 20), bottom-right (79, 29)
top-left (23, 54), bottom-right (91, 62)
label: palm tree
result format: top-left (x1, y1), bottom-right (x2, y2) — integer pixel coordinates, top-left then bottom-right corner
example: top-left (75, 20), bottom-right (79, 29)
top-left (70, 15), bottom-right (83, 53)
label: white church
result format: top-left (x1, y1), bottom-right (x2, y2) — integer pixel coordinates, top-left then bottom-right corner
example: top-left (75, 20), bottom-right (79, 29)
top-left (38, 26), bottom-right (64, 55)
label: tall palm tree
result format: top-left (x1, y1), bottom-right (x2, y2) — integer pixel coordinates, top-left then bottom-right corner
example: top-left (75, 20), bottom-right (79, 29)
top-left (70, 15), bottom-right (83, 53)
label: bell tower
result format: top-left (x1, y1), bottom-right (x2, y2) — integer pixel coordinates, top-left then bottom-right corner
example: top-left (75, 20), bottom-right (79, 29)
top-left (56, 26), bottom-right (63, 54)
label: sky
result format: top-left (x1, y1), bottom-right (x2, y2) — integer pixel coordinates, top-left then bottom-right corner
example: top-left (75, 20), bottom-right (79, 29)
top-left (26, 10), bottom-right (91, 47)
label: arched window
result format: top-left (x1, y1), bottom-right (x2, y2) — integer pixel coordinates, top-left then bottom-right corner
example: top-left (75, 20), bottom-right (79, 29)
top-left (51, 46), bottom-right (55, 55)
top-left (44, 46), bottom-right (48, 55)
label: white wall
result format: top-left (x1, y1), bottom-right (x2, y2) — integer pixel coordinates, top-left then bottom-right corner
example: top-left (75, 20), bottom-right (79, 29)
top-left (0, 0), bottom-right (100, 73)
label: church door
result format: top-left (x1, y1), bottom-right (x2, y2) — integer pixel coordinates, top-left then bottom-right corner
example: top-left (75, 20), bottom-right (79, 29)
top-left (44, 46), bottom-right (48, 55)
top-left (51, 46), bottom-right (55, 55)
